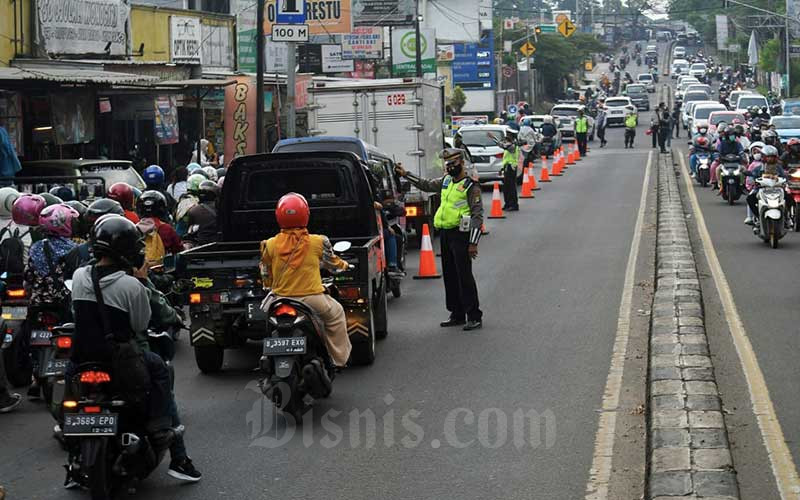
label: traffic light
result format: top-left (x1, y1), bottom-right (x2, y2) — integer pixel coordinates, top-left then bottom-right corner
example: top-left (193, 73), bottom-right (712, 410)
top-left (535, 25), bottom-right (542, 35)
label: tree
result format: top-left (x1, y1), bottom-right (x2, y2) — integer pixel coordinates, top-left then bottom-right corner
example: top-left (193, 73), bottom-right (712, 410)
top-left (450, 86), bottom-right (467, 113)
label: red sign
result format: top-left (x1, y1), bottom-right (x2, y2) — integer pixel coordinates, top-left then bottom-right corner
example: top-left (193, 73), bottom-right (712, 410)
top-left (295, 74), bottom-right (312, 109)
top-left (224, 76), bottom-right (257, 158)
top-left (349, 60), bottom-right (375, 79)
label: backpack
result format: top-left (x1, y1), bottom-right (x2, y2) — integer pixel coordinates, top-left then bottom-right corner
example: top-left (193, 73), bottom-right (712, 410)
top-left (0, 226), bottom-right (26, 276)
top-left (142, 221), bottom-right (167, 267)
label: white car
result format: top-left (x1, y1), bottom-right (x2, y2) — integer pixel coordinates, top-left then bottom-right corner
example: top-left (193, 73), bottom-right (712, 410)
top-left (646, 44), bottom-right (657, 52)
top-left (673, 46), bottom-right (687, 58)
top-left (637, 73), bottom-right (656, 93)
top-left (456, 125), bottom-right (520, 183)
top-left (690, 103), bottom-right (728, 135)
top-left (671, 59), bottom-right (690, 78)
top-left (734, 93), bottom-right (769, 113)
top-left (727, 90), bottom-right (755, 110)
top-left (688, 62), bottom-right (707, 79)
top-left (604, 97), bottom-right (637, 126)
top-left (682, 93), bottom-right (714, 127)
top-left (675, 78), bottom-right (700, 100)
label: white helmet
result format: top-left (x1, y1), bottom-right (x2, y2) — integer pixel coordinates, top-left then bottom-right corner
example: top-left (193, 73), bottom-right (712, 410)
top-left (0, 187), bottom-right (20, 218)
top-left (202, 166), bottom-right (218, 182)
top-left (749, 141), bottom-right (765, 152)
top-left (543, 115), bottom-right (553, 124)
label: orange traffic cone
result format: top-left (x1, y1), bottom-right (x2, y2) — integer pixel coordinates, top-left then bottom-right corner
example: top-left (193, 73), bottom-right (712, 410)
top-left (549, 153), bottom-right (562, 176)
top-left (488, 182), bottom-right (505, 218)
top-left (560, 149), bottom-right (568, 170)
top-left (528, 167), bottom-right (540, 190)
top-left (539, 164), bottom-right (552, 182)
top-left (567, 148), bottom-right (576, 165)
top-left (413, 224), bottom-right (441, 280)
top-left (520, 168), bottom-right (535, 198)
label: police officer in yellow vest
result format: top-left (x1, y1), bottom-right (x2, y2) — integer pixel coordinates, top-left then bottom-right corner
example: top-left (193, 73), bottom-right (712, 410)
top-left (395, 149), bottom-right (484, 330)
top-left (575, 109), bottom-right (589, 156)
top-left (496, 128), bottom-right (520, 211)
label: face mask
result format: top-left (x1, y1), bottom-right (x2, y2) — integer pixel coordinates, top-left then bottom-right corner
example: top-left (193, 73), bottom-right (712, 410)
top-left (446, 162), bottom-right (463, 177)
top-left (753, 153), bottom-right (762, 161)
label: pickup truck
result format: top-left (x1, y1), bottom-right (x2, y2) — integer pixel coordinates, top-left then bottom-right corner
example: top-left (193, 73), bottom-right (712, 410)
top-left (175, 151), bottom-right (389, 373)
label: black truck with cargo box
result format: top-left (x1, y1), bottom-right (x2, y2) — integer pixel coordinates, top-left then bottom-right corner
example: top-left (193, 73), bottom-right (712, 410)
top-left (174, 151), bottom-right (389, 372)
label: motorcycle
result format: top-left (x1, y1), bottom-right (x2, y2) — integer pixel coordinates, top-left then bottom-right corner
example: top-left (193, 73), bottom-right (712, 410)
top-left (61, 363), bottom-right (182, 500)
top-left (719, 154), bottom-right (745, 205)
top-left (0, 274), bottom-right (32, 387)
top-left (253, 241), bottom-right (353, 422)
top-left (28, 306), bottom-right (70, 405)
top-left (786, 168), bottom-right (800, 231)
top-left (539, 136), bottom-right (555, 157)
top-left (696, 152), bottom-right (712, 187)
top-left (386, 222), bottom-right (406, 298)
top-left (752, 177), bottom-right (788, 248)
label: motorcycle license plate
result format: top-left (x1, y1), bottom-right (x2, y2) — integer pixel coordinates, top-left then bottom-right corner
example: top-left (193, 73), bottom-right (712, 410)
top-left (30, 330), bottom-right (52, 346)
top-left (63, 413), bottom-right (118, 436)
top-left (246, 301), bottom-right (267, 321)
top-left (1, 306), bottom-right (27, 320)
top-left (43, 358), bottom-right (68, 377)
top-left (262, 337), bottom-right (306, 355)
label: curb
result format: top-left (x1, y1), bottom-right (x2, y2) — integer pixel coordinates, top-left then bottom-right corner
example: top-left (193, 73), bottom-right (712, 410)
top-left (646, 151), bottom-right (740, 500)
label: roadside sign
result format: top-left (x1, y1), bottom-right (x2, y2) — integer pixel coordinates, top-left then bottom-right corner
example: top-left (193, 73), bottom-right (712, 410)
top-left (504, 18), bottom-right (514, 29)
top-left (508, 104), bottom-right (518, 115)
top-left (584, 60), bottom-right (593, 71)
top-left (558, 19), bottom-right (576, 37)
top-left (791, 46), bottom-right (800, 58)
top-left (520, 41), bottom-right (536, 57)
top-left (276, 0), bottom-right (306, 23)
top-left (271, 24), bottom-right (309, 42)
top-left (555, 13), bottom-right (569, 24)
top-left (538, 24), bottom-right (557, 33)
top-left (502, 65), bottom-right (513, 78)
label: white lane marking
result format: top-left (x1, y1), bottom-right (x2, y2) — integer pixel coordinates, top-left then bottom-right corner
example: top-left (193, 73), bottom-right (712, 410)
top-left (584, 150), bottom-right (652, 499)
top-left (677, 154), bottom-right (800, 499)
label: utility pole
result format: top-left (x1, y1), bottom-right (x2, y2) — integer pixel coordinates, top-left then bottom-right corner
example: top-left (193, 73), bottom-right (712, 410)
top-left (415, 0), bottom-right (423, 77)
top-left (256, 0), bottom-right (265, 152)
top-left (287, 42), bottom-right (296, 137)
top-left (786, 0), bottom-right (791, 96)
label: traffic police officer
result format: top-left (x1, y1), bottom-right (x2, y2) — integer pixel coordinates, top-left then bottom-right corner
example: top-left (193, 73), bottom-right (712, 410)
top-left (575, 109), bottom-right (589, 156)
top-left (396, 149), bottom-right (484, 331)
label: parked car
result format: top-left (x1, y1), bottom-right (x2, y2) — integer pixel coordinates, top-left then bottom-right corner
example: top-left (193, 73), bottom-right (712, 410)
top-left (624, 83), bottom-right (651, 111)
top-left (637, 73), bottom-right (656, 93)
top-left (603, 97), bottom-right (637, 126)
top-left (16, 159), bottom-right (145, 200)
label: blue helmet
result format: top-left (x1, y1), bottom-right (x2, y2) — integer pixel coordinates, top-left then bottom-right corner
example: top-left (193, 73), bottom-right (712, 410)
top-left (143, 165), bottom-right (165, 187)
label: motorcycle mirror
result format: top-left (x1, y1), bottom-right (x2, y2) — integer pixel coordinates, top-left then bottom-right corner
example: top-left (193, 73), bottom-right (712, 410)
top-left (333, 241), bottom-right (352, 253)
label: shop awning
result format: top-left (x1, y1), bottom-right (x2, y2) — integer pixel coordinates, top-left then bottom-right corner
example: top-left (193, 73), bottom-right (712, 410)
top-left (0, 67), bottom-right (158, 85)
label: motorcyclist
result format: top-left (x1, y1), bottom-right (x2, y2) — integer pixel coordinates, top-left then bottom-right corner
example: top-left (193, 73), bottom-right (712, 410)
top-left (734, 123), bottom-right (750, 150)
top-left (711, 127), bottom-right (744, 189)
top-left (743, 141), bottom-right (765, 225)
top-left (142, 165), bottom-right (177, 216)
top-left (762, 129), bottom-right (782, 154)
top-left (758, 106), bottom-right (771, 121)
top-left (689, 133), bottom-right (713, 177)
top-left (259, 193), bottom-right (352, 377)
top-left (174, 173), bottom-right (205, 237)
top-left (517, 119), bottom-right (538, 167)
top-left (779, 137), bottom-right (800, 168)
top-left (108, 182), bottom-right (140, 224)
top-left (743, 145), bottom-right (793, 228)
top-left (184, 181), bottom-right (219, 247)
top-left (136, 191), bottom-right (182, 265)
top-left (540, 116), bottom-right (558, 139)
top-left (69, 215), bottom-right (201, 481)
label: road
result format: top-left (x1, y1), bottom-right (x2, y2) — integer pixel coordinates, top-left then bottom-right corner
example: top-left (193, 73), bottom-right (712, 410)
top-left (0, 70), bottom-right (659, 499)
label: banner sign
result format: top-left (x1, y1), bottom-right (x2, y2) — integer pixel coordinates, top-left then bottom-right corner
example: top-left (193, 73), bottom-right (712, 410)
top-left (265, 0), bottom-right (352, 35)
top-left (352, 0), bottom-right (415, 26)
top-left (171, 16), bottom-right (202, 64)
top-left (341, 27), bottom-right (383, 59)
top-left (266, 39), bottom-right (289, 72)
top-left (36, 0), bottom-right (131, 56)
top-left (391, 28), bottom-right (436, 76)
top-left (234, 0), bottom-right (258, 72)
top-left (154, 95), bottom-right (179, 145)
top-left (715, 15), bottom-right (729, 51)
top-left (322, 45), bottom-right (355, 72)
top-left (202, 23), bottom-right (234, 71)
top-left (224, 77), bottom-right (257, 158)
top-left (350, 60), bottom-right (376, 79)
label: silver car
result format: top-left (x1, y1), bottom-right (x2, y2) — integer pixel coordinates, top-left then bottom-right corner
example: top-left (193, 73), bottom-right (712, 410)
top-left (456, 125), bottom-right (521, 184)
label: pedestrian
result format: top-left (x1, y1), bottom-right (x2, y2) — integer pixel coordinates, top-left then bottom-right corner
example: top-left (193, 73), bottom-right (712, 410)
top-left (650, 113), bottom-right (660, 149)
top-left (496, 129), bottom-right (520, 211)
top-left (672, 104), bottom-right (682, 138)
top-left (0, 126), bottom-right (21, 181)
top-left (658, 110), bottom-right (671, 153)
top-left (624, 112), bottom-right (638, 148)
top-left (575, 109), bottom-right (590, 156)
top-left (596, 105), bottom-right (608, 148)
top-left (395, 149), bottom-right (483, 331)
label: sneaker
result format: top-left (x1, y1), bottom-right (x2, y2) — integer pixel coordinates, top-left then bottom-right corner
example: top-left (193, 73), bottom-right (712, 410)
top-left (168, 457), bottom-right (202, 482)
top-left (0, 393), bottom-right (21, 413)
top-left (744, 217), bottom-right (754, 225)
top-left (690, 173), bottom-right (696, 178)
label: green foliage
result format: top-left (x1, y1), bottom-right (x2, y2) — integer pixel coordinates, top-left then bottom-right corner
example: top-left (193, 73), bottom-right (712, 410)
top-left (450, 86), bottom-right (467, 113)
top-left (759, 38), bottom-right (779, 72)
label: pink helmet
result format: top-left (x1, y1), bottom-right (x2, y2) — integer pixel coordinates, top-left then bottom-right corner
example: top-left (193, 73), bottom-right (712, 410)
top-left (11, 193), bottom-right (46, 226)
top-left (38, 204), bottom-right (79, 238)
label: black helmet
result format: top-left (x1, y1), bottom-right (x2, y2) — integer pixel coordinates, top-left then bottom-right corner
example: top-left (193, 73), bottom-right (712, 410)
top-left (137, 190), bottom-right (168, 218)
top-left (50, 185), bottom-right (75, 202)
top-left (91, 215), bottom-right (144, 269)
top-left (215, 167), bottom-right (226, 179)
top-left (62, 200), bottom-right (88, 238)
top-left (197, 180), bottom-right (219, 202)
top-left (86, 198), bottom-right (125, 227)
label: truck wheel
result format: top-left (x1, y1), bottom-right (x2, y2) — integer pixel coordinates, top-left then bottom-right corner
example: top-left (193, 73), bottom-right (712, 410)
top-left (349, 308), bottom-right (376, 366)
top-left (375, 284), bottom-right (389, 339)
top-left (3, 335), bottom-right (33, 387)
top-left (195, 345), bottom-right (224, 373)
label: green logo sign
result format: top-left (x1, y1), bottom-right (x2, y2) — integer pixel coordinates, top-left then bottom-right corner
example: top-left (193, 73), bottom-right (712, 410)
top-left (400, 32), bottom-right (427, 59)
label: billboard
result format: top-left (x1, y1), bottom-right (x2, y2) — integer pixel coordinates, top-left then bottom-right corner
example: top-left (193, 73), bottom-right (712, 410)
top-left (264, 0), bottom-right (353, 35)
top-left (451, 32), bottom-right (494, 90)
top-left (353, 0), bottom-right (415, 26)
top-left (224, 77), bottom-right (257, 158)
top-left (36, 0), bottom-right (131, 56)
top-left (341, 27), bottom-right (383, 59)
top-left (715, 15), bottom-right (728, 51)
top-left (424, 0), bottom-right (483, 42)
top-left (391, 29), bottom-right (436, 76)
top-left (233, 0), bottom-right (258, 72)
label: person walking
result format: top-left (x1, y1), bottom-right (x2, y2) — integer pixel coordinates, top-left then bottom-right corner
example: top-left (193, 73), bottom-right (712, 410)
top-left (658, 110), bottom-right (671, 153)
top-left (396, 149), bottom-right (484, 331)
top-left (624, 112), bottom-right (638, 148)
top-left (596, 106), bottom-right (608, 147)
top-left (575, 109), bottom-right (590, 156)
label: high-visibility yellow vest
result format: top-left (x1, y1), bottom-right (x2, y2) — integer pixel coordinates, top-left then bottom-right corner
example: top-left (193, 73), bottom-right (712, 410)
top-left (575, 117), bottom-right (589, 133)
top-left (434, 176), bottom-right (473, 230)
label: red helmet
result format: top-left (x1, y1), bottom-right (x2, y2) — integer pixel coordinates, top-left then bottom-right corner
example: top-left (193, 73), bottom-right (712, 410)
top-left (788, 138), bottom-right (800, 151)
top-left (107, 182), bottom-right (135, 210)
top-left (696, 137), bottom-right (709, 147)
top-left (276, 193), bottom-right (309, 229)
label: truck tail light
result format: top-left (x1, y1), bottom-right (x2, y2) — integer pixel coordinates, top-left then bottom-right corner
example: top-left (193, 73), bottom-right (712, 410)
top-left (190, 293), bottom-right (202, 304)
top-left (190, 293), bottom-right (220, 304)
top-left (405, 206), bottom-right (418, 217)
top-left (6, 289), bottom-right (25, 298)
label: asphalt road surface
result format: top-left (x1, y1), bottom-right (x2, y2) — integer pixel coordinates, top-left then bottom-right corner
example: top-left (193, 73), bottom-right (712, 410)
top-left (0, 74), bottom-right (658, 500)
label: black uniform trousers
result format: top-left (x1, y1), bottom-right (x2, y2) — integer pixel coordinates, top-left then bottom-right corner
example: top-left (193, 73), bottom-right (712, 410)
top-left (502, 164), bottom-right (519, 210)
top-left (440, 229), bottom-right (482, 322)
top-left (576, 132), bottom-right (588, 155)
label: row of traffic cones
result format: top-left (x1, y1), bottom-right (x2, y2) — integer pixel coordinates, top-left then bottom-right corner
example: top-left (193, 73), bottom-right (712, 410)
top-left (414, 143), bottom-right (585, 278)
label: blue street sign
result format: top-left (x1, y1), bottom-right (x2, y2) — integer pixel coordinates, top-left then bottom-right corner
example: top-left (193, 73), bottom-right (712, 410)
top-left (507, 104), bottom-right (518, 115)
top-left (276, 0), bottom-right (306, 24)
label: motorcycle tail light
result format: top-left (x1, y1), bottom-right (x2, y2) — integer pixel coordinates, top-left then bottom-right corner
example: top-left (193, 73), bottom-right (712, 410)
top-left (274, 304), bottom-right (297, 317)
top-left (6, 289), bottom-right (25, 298)
top-left (83, 406), bottom-right (101, 414)
top-left (405, 206), bottom-right (418, 217)
top-left (56, 336), bottom-right (72, 350)
top-left (63, 400), bottom-right (77, 409)
top-left (338, 287), bottom-right (361, 300)
top-left (190, 293), bottom-right (202, 304)
top-left (80, 371), bottom-right (111, 384)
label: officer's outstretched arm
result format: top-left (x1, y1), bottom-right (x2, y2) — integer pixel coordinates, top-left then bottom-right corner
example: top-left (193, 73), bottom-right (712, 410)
top-left (467, 184), bottom-right (484, 245)
top-left (405, 172), bottom-right (445, 193)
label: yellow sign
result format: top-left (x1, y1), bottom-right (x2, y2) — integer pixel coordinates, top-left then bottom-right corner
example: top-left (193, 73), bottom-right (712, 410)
top-left (520, 41), bottom-right (536, 57)
top-left (264, 0), bottom-right (353, 35)
top-left (555, 13), bottom-right (569, 25)
top-left (584, 60), bottom-right (593, 71)
top-left (558, 19), bottom-right (577, 37)
top-left (192, 277), bottom-right (214, 289)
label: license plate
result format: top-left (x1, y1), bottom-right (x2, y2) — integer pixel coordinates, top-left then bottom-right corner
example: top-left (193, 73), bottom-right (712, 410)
top-left (63, 413), bottom-right (118, 436)
top-left (30, 330), bottom-right (52, 346)
top-left (262, 336), bottom-right (306, 355)
top-left (247, 301), bottom-right (267, 321)
top-left (1, 306), bottom-right (27, 320)
top-left (43, 358), bottom-right (68, 377)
